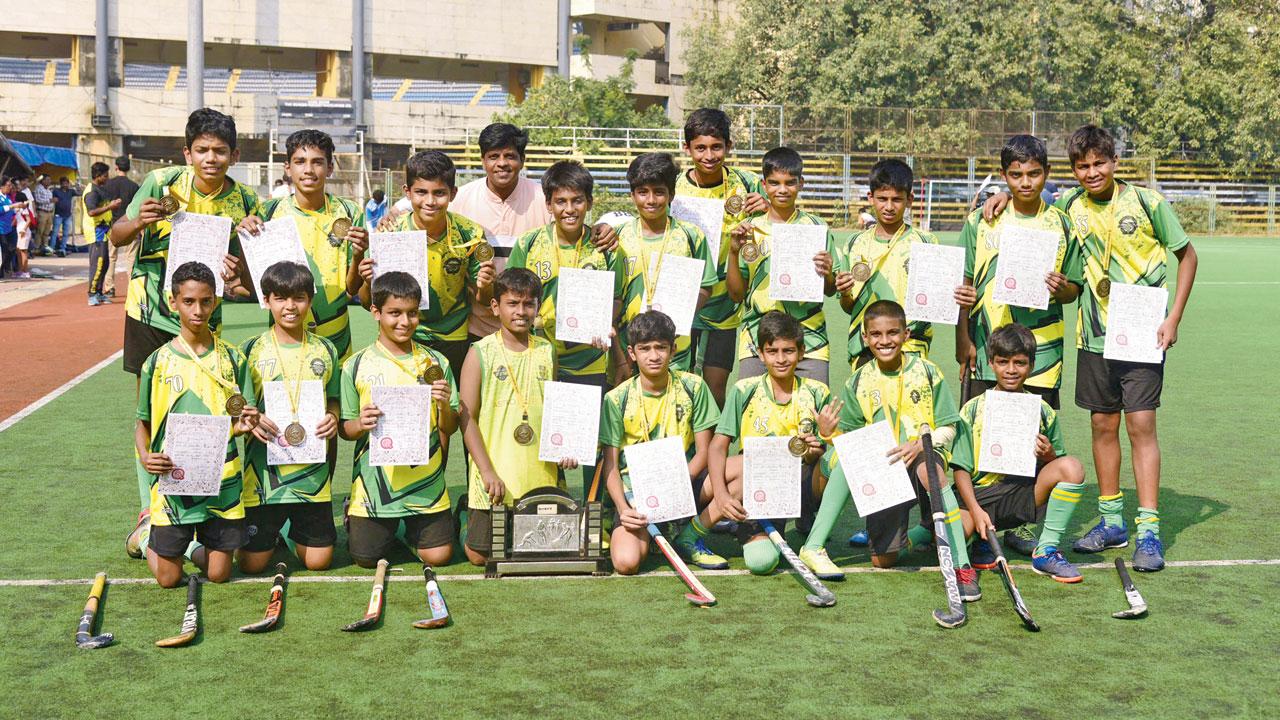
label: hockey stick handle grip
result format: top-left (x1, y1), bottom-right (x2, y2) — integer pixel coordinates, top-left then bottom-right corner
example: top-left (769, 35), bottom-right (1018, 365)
top-left (1114, 557), bottom-right (1136, 589)
top-left (184, 573), bottom-right (199, 604)
top-left (373, 558), bottom-right (389, 587)
top-left (985, 525), bottom-right (1006, 558)
top-left (87, 572), bottom-right (107, 603)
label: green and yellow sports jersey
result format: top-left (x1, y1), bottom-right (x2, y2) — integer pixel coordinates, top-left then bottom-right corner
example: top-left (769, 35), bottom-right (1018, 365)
top-left (715, 374), bottom-right (831, 442)
top-left (125, 166), bottom-right (259, 335)
top-left (257, 194), bottom-right (364, 360)
top-left (81, 184), bottom-right (110, 238)
top-left (466, 333), bottom-right (562, 510)
top-left (736, 210), bottom-right (837, 361)
top-left (508, 223), bottom-right (624, 377)
top-left (136, 337), bottom-right (254, 526)
top-left (340, 342), bottom-right (459, 518)
top-left (240, 330), bottom-right (341, 506)
top-left (950, 391), bottom-right (1066, 487)
top-left (961, 206), bottom-right (1083, 389)
top-left (838, 224), bottom-right (936, 363)
top-left (838, 354), bottom-right (960, 457)
top-left (1057, 181), bottom-right (1189, 353)
top-left (675, 165), bottom-right (763, 330)
top-left (599, 371), bottom-right (719, 483)
top-left (617, 216), bottom-right (717, 371)
top-left (389, 210), bottom-right (487, 344)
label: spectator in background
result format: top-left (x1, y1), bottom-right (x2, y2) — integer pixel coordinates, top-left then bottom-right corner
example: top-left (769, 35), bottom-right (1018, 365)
top-left (1041, 180), bottom-right (1060, 206)
top-left (1, 176), bottom-right (28, 277)
top-left (101, 156), bottom-right (140, 297)
top-left (33, 175), bottom-right (55, 256)
top-left (271, 175), bottom-right (293, 199)
top-left (50, 176), bottom-right (77, 257)
top-left (364, 188), bottom-right (387, 228)
top-left (14, 189), bottom-right (36, 278)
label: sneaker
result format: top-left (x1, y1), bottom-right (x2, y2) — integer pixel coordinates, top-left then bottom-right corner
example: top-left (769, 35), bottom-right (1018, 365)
top-left (1031, 547), bottom-right (1083, 583)
top-left (1004, 525), bottom-right (1038, 556)
top-left (56, 250), bottom-right (67, 257)
top-left (711, 519), bottom-right (739, 535)
top-left (675, 537), bottom-right (729, 570)
top-left (125, 511), bottom-right (150, 559)
top-left (94, 293), bottom-right (112, 304)
top-left (848, 528), bottom-right (869, 547)
top-left (956, 565), bottom-right (981, 602)
top-left (798, 546), bottom-right (845, 580)
top-left (970, 539), bottom-right (997, 570)
top-left (1072, 519), bottom-right (1129, 553)
top-left (16, 271), bottom-right (31, 279)
top-left (1132, 531), bottom-right (1165, 572)
top-left (87, 295), bottom-right (101, 306)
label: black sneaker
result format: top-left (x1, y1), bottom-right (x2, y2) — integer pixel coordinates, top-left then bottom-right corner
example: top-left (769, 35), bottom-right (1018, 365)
top-left (1004, 525), bottom-right (1038, 556)
top-left (956, 565), bottom-right (981, 602)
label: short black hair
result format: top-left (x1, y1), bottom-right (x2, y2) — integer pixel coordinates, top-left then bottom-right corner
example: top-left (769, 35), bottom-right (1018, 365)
top-left (1067, 125), bottom-right (1117, 164)
top-left (114, 156), bottom-right (130, 173)
top-left (494, 267), bottom-right (542, 302)
top-left (285, 129), bottom-right (335, 164)
top-left (405, 150), bottom-right (456, 189)
top-left (869, 159), bottom-right (913, 194)
top-left (90, 162), bottom-right (110, 179)
top-left (1001, 134), bottom-right (1049, 172)
top-left (987, 323), bottom-right (1037, 361)
top-left (762, 147), bottom-right (803, 180)
top-left (478, 123), bottom-right (529, 159)
top-left (371, 271), bottom-right (422, 308)
top-left (184, 107), bottom-right (237, 150)
top-left (372, 189), bottom-right (384, 201)
top-left (683, 108), bottom-right (732, 144)
top-left (261, 261), bottom-right (315, 300)
top-left (863, 299), bottom-right (907, 328)
top-left (171, 260), bottom-right (217, 293)
top-left (627, 310), bottom-right (676, 347)
top-left (627, 152), bottom-right (678, 194)
top-left (757, 310), bottom-right (804, 348)
top-left (541, 160), bottom-right (594, 201)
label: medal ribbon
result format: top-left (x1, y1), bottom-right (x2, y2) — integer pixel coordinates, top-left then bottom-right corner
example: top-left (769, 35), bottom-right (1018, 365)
top-left (633, 372), bottom-right (675, 441)
top-left (549, 223), bottom-right (590, 276)
top-left (493, 333), bottom-right (532, 421)
top-left (848, 222), bottom-right (909, 298)
top-left (1098, 182), bottom-right (1123, 297)
top-left (174, 335), bottom-right (240, 396)
top-left (640, 219), bottom-right (675, 309)
top-left (269, 329), bottom-right (310, 423)
top-left (177, 169), bottom-right (226, 216)
top-left (374, 339), bottom-right (435, 382)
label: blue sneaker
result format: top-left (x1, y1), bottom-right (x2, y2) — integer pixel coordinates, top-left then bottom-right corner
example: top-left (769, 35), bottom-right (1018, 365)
top-left (970, 539), bottom-right (996, 570)
top-left (848, 529), bottom-right (869, 547)
top-left (1071, 519), bottom-right (1129, 553)
top-left (1031, 547), bottom-right (1083, 583)
top-left (1132, 531), bottom-right (1165, 572)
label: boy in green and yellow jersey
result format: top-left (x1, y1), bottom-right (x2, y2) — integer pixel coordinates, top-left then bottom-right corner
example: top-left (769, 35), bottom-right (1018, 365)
top-left (616, 153), bottom-right (718, 377)
top-left (115, 108), bottom-right (258, 560)
top-left (82, 161), bottom-right (118, 306)
top-left (726, 147), bottom-right (838, 385)
top-left (600, 311), bottom-right (722, 574)
top-left (676, 108), bottom-right (768, 406)
top-left (241, 130), bottom-right (366, 361)
top-left (704, 312), bottom-right (832, 575)
top-left (985, 125), bottom-right (1198, 571)
top-left (339, 271), bottom-right (460, 568)
top-left (460, 268), bottom-right (578, 565)
top-left (357, 150), bottom-right (496, 381)
top-left (135, 261), bottom-right (260, 587)
top-left (238, 262), bottom-right (342, 573)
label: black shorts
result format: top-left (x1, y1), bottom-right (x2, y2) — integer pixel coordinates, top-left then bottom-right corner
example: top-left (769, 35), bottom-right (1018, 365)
top-left (426, 338), bottom-right (470, 384)
top-left (150, 516), bottom-right (246, 557)
top-left (864, 454), bottom-right (935, 556)
top-left (242, 502), bottom-right (337, 552)
top-left (964, 377), bottom-right (1061, 410)
top-left (972, 479), bottom-right (1038, 529)
top-left (1075, 349), bottom-right (1163, 413)
top-left (347, 512), bottom-right (455, 564)
top-left (464, 507), bottom-right (492, 553)
top-left (693, 328), bottom-right (737, 372)
top-left (123, 315), bottom-right (176, 375)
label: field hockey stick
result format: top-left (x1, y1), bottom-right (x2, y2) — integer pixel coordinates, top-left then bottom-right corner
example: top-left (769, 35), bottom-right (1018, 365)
top-left (155, 574), bottom-right (200, 648)
top-left (1112, 558), bottom-right (1149, 619)
top-left (919, 424), bottom-right (967, 629)
top-left (412, 565), bottom-right (452, 629)
top-left (75, 572), bottom-right (114, 649)
top-left (959, 360), bottom-right (975, 406)
top-left (985, 528), bottom-right (1040, 631)
top-left (623, 490), bottom-right (716, 607)
top-left (759, 520), bottom-right (836, 608)
top-left (239, 562), bottom-right (287, 633)
top-left (341, 559), bottom-right (389, 632)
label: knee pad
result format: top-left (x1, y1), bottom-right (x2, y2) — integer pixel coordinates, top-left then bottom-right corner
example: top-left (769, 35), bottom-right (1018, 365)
top-left (743, 537), bottom-right (779, 575)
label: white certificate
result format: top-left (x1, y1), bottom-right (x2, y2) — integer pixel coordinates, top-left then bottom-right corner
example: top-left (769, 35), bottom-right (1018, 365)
top-left (742, 436), bottom-right (802, 519)
top-left (976, 390), bottom-right (1042, 478)
top-left (624, 436), bottom-right (696, 524)
top-left (239, 216), bottom-right (312, 308)
top-left (768, 224), bottom-right (827, 303)
top-left (645, 253), bottom-right (705, 336)
top-left (370, 385), bottom-right (433, 466)
top-left (904, 242), bottom-right (965, 325)
top-left (555, 267), bottom-right (615, 346)
top-left (833, 421), bottom-right (917, 517)
top-left (1103, 283), bottom-right (1168, 364)
top-left (160, 413), bottom-right (232, 497)
top-left (369, 230), bottom-right (430, 309)
top-left (264, 379), bottom-right (328, 466)
top-left (538, 381), bottom-right (602, 465)
top-left (991, 225), bottom-right (1060, 310)
top-left (670, 195), bottom-right (725, 261)
top-left (165, 212), bottom-right (232, 298)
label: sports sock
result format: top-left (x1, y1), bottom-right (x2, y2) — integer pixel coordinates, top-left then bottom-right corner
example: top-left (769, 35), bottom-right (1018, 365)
top-left (184, 541), bottom-right (203, 563)
top-left (906, 524), bottom-right (933, 549)
top-left (1099, 493), bottom-right (1124, 527)
top-left (940, 486), bottom-right (970, 567)
top-left (743, 537), bottom-right (779, 575)
top-left (802, 463), bottom-right (849, 551)
top-left (1035, 481), bottom-right (1085, 556)
top-left (1135, 507), bottom-right (1160, 539)
top-left (675, 515), bottom-right (709, 546)
top-left (134, 450), bottom-right (151, 512)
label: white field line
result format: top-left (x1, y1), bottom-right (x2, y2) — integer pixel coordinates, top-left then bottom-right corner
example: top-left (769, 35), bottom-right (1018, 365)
top-left (2, 558), bottom-right (1277, 587)
top-left (1195, 281), bottom-right (1280, 285)
top-left (0, 349), bottom-right (123, 433)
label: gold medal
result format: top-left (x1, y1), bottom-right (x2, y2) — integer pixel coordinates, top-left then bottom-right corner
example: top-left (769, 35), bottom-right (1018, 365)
top-left (788, 435), bottom-right (808, 457)
top-left (740, 241), bottom-right (760, 263)
top-left (284, 421), bottom-right (307, 447)
top-left (225, 393), bottom-right (246, 417)
top-left (328, 217), bottom-right (352, 247)
top-left (158, 195), bottom-right (180, 217)
top-left (725, 194), bottom-right (745, 215)
top-left (1097, 278), bottom-right (1112, 298)
top-left (514, 421), bottom-right (535, 446)
top-left (851, 261), bottom-right (872, 282)
top-left (473, 242), bottom-right (495, 262)
top-left (423, 364), bottom-right (445, 384)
